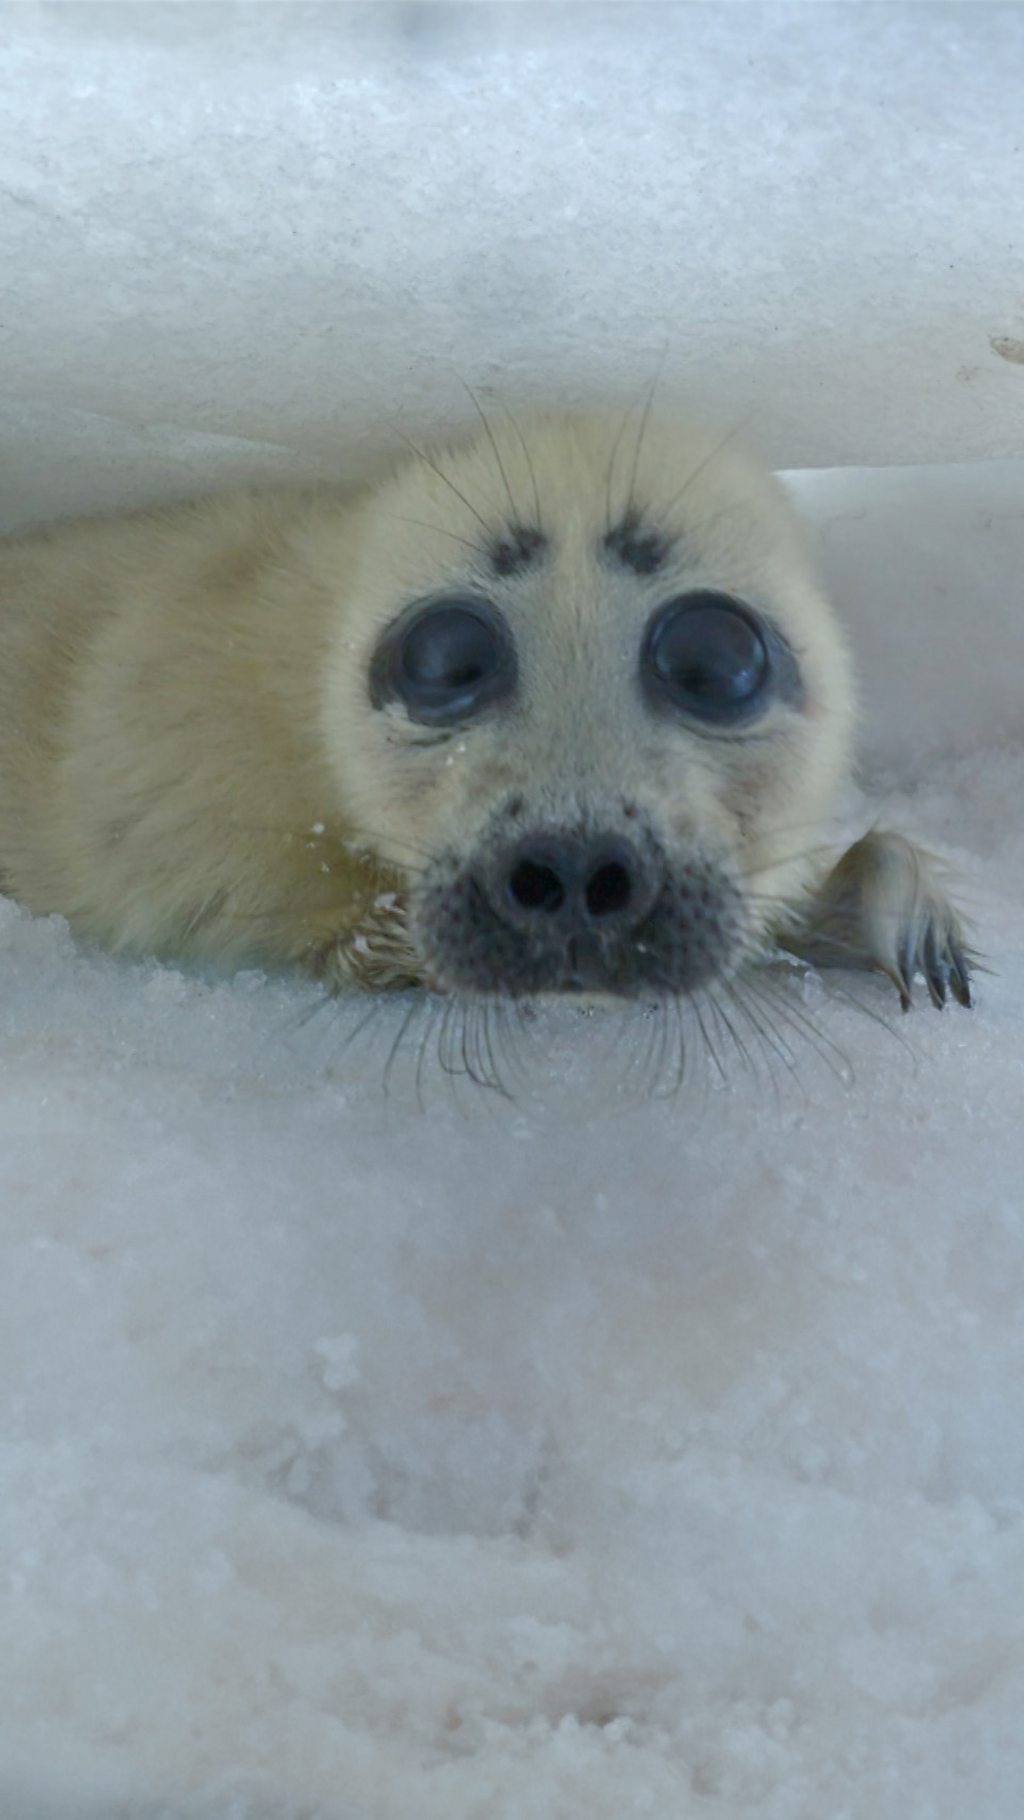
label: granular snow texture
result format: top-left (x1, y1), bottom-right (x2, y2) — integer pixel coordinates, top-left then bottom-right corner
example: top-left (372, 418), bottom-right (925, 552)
top-left (1, 745), bottom-right (1022, 1820)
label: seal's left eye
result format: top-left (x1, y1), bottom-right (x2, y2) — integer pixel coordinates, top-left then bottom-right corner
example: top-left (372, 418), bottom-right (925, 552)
top-left (641, 591), bottom-right (771, 723)
top-left (370, 599), bottom-right (516, 724)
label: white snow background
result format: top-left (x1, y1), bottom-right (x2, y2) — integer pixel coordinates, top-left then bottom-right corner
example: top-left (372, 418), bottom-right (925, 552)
top-left (2, 6), bottom-right (1024, 1817)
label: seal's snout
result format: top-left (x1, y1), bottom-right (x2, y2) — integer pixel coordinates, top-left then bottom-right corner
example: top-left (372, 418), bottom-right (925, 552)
top-left (497, 831), bottom-right (661, 939)
top-left (414, 820), bottom-right (746, 998)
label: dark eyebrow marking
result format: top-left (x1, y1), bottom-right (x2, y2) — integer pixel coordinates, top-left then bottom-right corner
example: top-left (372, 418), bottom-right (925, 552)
top-left (603, 509), bottom-right (673, 576)
top-left (490, 525), bottom-right (547, 577)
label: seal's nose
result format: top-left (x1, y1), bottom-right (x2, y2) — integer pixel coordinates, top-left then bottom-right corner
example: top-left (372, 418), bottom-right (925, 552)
top-left (499, 832), bottom-right (660, 935)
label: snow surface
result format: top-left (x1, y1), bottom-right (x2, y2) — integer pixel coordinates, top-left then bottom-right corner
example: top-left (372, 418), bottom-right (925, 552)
top-left (1, 745), bottom-right (1023, 1820)
top-left (3, 4), bottom-right (1024, 1817)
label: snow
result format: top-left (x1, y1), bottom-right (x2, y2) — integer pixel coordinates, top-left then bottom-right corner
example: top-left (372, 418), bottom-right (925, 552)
top-left (3, 5), bottom-right (1024, 1817)
top-left (2, 744), bottom-right (1023, 1820)
top-left (3, 1), bottom-right (1024, 534)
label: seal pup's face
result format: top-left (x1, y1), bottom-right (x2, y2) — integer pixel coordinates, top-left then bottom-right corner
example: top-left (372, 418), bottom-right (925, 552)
top-left (324, 411), bottom-right (854, 999)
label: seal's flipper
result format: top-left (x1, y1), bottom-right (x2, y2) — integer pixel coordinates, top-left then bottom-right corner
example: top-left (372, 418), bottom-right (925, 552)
top-left (777, 830), bottom-right (977, 1011)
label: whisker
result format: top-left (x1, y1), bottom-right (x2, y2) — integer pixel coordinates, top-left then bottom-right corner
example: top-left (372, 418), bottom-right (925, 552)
top-left (461, 997), bottom-right (483, 1092)
top-left (656, 418), bottom-right (751, 523)
top-left (436, 995), bottom-right (459, 1081)
top-left (202, 814), bottom-right (442, 871)
top-left (495, 398), bottom-right (542, 529)
top-left (743, 842), bottom-right (845, 881)
top-left (632, 991), bottom-right (686, 1102)
top-left (476, 999), bottom-right (498, 1097)
top-left (436, 997), bottom-right (500, 1114)
top-left (706, 989), bottom-right (757, 1084)
top-left (381, 513), bottom-right (491, 560)
top-left (599, 988), bottom-right (650, 1088)
top-left (317, 990), bottom-right (387, 1064)
top-left (743, 971), bottom-right (856, 1086)
top-left (356, 831), bottom-right (442, 867)
top-left (381, 995), bottom-right (425, 1100)
top-left (389, 427), bottom-right (498, 536)
top-left (462, 997), bottom-right (505, 1097)
top-left (652, 999), bottom-right (676, 1098)
top-left (726, 976), bottom-right (801, 1076)
top-left (625, 347), bottom-right (668, 520)
top-left (493, 997), bottom-right (533, 1088)
top-left (815, 973), bottom-right (920, 1067)
top-left (717, 981), bottom-right (789, 1111)
top-left (690, 993), bottom-right (728, 1089)
top-left (604, 389), bottom-right (644, 534)
top-left (289, 980), bottom-right (343, 1034)
top-left (415, 994), bottom-right (444, 1111)
top-left (459, 995), bottom-right (475, 1086)
top-left (635, 998), bottom-right (667, 1099)
top-left (721, 977), bottom-right (804, 1114)
top-left (459, 381), bottom-right (521, 531)
top-left (659, 993), bottom-right (689, 1099)
top-left (481, 1000), bottom-right (516, 1101)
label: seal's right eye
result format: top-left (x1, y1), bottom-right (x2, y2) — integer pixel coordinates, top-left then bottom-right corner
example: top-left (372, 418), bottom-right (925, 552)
top-left (640, 592), bottom-right (772, 724)
top-left (370, 598), bottom-right (516, 725)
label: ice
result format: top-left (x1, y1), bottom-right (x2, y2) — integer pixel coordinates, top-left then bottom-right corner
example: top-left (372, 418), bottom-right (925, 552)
top-left (3, 5), bottom-right (1024, 1816)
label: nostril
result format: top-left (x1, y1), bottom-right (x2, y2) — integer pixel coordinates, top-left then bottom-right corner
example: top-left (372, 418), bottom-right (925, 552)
top-left (586, 860), bottom-right (633, 919)
top-left (509, 858), bottom-right (565, 916)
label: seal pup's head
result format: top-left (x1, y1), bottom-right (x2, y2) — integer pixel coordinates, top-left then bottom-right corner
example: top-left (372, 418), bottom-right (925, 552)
top-left (323, 410), bottom-right (854, 998)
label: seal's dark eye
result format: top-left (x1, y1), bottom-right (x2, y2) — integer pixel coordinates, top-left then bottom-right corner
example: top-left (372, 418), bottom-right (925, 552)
top-left (641, 591), bottom-right (771, 723)
top-left (370, 599), bottom-right (516, 725)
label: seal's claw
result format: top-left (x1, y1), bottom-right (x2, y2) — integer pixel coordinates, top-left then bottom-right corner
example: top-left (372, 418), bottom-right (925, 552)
top-left (922, 922), bottom-right (949, 1009)
top-left (312, 892), bottom-right (425, 992)
top-left (948, 939), bottom-right (974, 1009)
top-left (777, 830), bottom-right (977, 1013)
top-left (893, 901), bottom-right (969, 1013)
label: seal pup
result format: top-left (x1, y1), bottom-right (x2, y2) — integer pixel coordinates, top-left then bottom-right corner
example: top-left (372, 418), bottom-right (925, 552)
top-left (0, 409), bottom-right (972, 1013)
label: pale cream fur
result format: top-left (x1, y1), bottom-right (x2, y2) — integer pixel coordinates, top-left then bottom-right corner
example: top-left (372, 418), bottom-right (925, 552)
top-left (0, 409), bottom-right (858, 989)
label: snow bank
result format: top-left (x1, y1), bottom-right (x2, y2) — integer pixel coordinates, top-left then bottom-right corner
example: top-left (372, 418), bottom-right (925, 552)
top-left (3, 0), bottom-right (1024, 536)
